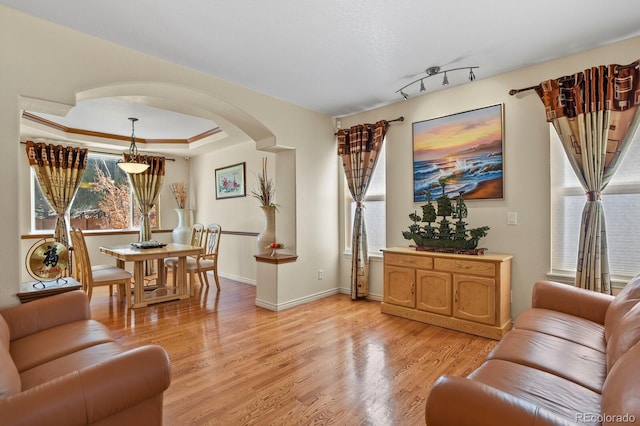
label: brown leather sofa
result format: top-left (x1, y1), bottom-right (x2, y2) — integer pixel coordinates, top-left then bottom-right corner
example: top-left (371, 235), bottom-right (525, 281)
top-left (425, 275), bottom-right (640, 426)
top-left (0, 290), bottom-right (171, 425)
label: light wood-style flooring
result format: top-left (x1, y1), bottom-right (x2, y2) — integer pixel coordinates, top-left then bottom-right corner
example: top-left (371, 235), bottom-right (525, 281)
top-left (90, 277), bottom-right (497, 426)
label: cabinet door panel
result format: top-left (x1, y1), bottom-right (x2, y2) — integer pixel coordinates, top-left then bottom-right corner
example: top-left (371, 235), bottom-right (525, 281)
top-left (383, 266), bottom-right (415, 308)
top-left (453, 275), bottom-right (496, 325)
top-left (416, 270), bottom-right (452, 315)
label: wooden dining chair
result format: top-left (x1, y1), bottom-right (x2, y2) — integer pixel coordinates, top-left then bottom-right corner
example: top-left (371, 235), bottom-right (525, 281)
top-left (164, 223), bottom-right (204, 287)
top-left (166, 223), bottom-right (222, 294)
top-left (192, 223), bottom-right (222, 292)
top-left (70, 227), bottom-right (133, 306)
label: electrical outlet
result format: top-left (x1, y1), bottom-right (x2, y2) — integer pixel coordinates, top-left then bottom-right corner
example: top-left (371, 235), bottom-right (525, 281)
top-left (317, 269), bottom-right (323, 280)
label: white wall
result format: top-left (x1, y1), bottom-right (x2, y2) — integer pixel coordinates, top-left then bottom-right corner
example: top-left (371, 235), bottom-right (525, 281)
top-left (1, 6), bottom-right (337, 309)
top-left (339, 36), bottom-right (640, 318)
top-left (189, 140), bottom-right (272, 285)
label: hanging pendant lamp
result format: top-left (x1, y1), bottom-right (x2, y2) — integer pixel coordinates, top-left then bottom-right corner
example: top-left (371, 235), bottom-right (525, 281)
top-left (117, 117), bottom-right (150, 174)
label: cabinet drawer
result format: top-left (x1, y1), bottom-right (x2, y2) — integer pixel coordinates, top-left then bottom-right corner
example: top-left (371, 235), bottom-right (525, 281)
top-left (434, 258), bottom-right (496, 277)
top-left (385, 253), bottom-right (433, 270)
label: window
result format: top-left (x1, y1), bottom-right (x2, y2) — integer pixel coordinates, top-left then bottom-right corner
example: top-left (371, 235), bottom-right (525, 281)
top-left (550, 127), bottom-right (640, 279)
top-left (344, 144), bottom-right (386, 255)
top-left (32, 153), bottom-right (157, 232)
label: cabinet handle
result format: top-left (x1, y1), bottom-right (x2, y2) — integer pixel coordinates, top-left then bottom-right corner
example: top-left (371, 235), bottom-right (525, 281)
top-left (454, 290), bottom-right (458, 303)
top-left (411, 281), bottom-right (415, 295)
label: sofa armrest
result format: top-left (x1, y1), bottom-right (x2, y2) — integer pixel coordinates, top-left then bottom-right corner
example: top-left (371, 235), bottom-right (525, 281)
top-left (0, 345), bottom-right (170, 426)
top-left (0, 290), bottom-right (91, 341)
top-left (532, 280), bottom-right (613, 324)
top-left (425, 376), bottom-right (575, 426)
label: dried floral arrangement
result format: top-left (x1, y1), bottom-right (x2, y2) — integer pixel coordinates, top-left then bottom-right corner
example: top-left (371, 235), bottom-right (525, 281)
top-left (170, 182), bottom-right (187, 209)
top-left (251, 157), bottom-right (276, 208)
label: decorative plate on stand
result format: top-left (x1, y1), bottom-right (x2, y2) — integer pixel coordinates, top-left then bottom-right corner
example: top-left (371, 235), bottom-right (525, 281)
top-left (25, 238), bottom-right (69, 283)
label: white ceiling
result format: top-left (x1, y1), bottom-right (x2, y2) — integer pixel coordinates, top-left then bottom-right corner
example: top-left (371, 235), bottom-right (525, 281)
top-left (5, 0), bottom-right (640, 151)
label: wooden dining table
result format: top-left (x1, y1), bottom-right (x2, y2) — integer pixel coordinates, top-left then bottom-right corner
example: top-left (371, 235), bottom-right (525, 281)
top-left (99, 243), bottom-right (203, 308)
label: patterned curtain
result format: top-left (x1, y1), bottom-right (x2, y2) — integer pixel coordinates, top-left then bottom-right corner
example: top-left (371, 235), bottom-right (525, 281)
top-left (535, 60), bottom-right (640, 293)
top-left (26, 141), bottom-right (88, 247)
top-left (337, 121), bottom-right (388, 299)
top-left (124, 154), bottom-right (165, 242)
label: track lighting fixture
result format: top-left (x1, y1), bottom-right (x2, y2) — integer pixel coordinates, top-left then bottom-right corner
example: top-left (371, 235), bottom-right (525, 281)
top-left (396, 65), bottom-right (479, 99)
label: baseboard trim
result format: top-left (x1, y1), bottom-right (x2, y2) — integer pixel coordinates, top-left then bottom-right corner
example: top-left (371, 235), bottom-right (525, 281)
top-left (256, 288), bottom-right (340, 311)
top-left (337, 286), bottom-right (382, 302)
top-left (219, 272), bottom-right (255, 286)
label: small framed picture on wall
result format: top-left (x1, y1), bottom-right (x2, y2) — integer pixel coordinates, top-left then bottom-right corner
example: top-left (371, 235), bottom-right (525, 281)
top-left (215, 162), bottom-right (246, 199)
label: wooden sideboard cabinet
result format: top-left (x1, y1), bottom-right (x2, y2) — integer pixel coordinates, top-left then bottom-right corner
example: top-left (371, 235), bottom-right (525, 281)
top-left (381, 247), bottom-right (513, 340)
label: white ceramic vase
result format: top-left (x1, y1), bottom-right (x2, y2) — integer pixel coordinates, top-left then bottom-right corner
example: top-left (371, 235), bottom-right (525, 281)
top-left (256, 205), bottom-right (276, 255)
top-left (172, 208), bottom-right (191, 244)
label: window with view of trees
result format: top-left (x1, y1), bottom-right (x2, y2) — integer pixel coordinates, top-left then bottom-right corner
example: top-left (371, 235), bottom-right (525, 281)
top-left (33, 154), bottom-right (157, 231)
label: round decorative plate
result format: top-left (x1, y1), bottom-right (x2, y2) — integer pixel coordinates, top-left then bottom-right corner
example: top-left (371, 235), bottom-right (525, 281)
top-left (26, 238), bottom-right (69, 281)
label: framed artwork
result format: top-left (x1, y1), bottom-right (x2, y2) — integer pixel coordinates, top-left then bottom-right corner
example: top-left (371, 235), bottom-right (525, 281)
top-left (412, 103), bottom-right (504, 201)
top-left (215, 162), bottom-right (246, 199)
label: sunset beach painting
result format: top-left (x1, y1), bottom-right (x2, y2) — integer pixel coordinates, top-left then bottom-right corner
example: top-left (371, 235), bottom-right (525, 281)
top-left (413, 104), bottom-right (504, 201)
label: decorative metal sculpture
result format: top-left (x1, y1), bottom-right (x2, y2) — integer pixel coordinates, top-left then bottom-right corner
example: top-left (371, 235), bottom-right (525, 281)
top-left (402, 178), bottom-right (490, 254)
top-left (25, 237), bottom-right (69, 286)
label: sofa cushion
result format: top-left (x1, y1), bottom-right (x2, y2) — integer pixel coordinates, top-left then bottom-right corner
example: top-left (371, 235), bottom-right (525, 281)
top-left (10, 319), bottom-right (114, 372)
top-left (0, 313), bottom-right (10, 350)
top-left (606, 302), bottom-right (640, 373)
top-left (19, 341), bottom-right (129, 391)
top-left (469, 359), bottom-right (601, 424)
top-left (486, 329), bottom-right (606, 393)
top-left (0, 316), bottom-right (20, 399)
top-left (604, 273), bottom-right (640, 341)
top-left (1, 290), bottom-right (91, 341)
top-left (602, 341), bottom-right (640, 423)
top-left (514, 308), bottom-right (606, 352)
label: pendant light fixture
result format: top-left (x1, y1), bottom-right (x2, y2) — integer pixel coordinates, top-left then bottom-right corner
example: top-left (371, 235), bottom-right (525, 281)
top-left (395, 65), bottom-right (479, 99)
top-left (117, 117), bottom-right (149, 174)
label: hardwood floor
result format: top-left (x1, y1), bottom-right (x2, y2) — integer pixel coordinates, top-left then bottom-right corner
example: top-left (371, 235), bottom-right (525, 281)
top-left (90, 277), bottom-right (497, 426)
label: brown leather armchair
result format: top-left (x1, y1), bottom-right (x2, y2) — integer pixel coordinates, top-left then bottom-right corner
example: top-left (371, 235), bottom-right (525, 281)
top-left (0, 290), bottom-right (171, 425)
top-left (426, 276), bottom-right (640, 426)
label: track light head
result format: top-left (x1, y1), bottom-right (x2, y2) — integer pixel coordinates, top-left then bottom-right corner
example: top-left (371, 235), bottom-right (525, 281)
top-left (401, 90), bottom-right (409, 100)
top-left (419, 80), bottom-right (426, 92)
top-left (469, 68), bottom-right (476, 81)
top-left (442, 72), bottom-right (449, 86)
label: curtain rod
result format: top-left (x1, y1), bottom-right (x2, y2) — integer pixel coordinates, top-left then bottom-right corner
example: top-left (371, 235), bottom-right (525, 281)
top-left (334, 116), bottom-right (404, 135)
top-left (508, 84), bottom-right (541, 96)
top-left (19, 141), bottom-right (176, 161)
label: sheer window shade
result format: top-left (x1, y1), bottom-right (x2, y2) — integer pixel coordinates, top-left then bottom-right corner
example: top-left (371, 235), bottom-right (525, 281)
top-left (551, 126), bottom-right (640, 278)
